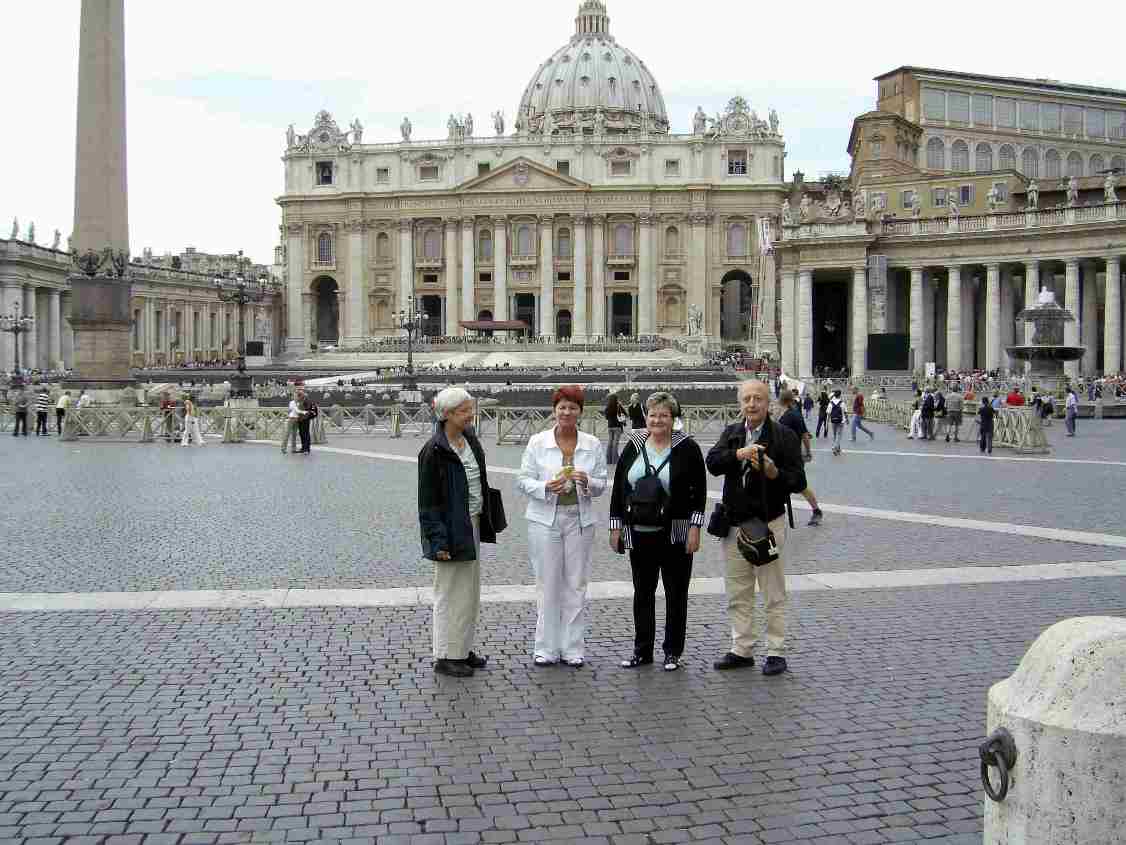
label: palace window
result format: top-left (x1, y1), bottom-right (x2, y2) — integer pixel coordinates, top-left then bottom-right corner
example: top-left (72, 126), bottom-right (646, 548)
top-left (1091, 154), bottom-right (1105, 174)
top-left (478, 162), bottom-right (491, 177)
top-left (1045, 149), bottom-right (1061, 179)
top-left (478, 229), bottom-right (493, 260)
top-left (665, 159), bottom-right (680, 177)
top-left (557, 272), bottom-right (571, 282)
top-left (316, 161), bottom-right (334, 185)
top-left (1063, 105), bottom-right (1083, 135)
top-left (1042, 103), bottom-right (1061, 133)
top-left (376, 232), bottom-right (390, 259)
top-left (613, 271), bottom-right (630, 281)
top-left (901, 189), bottom-right (916, 209)
top-left (948, 92), bottom-right (970, 125)
top-left (996, 98), bottom-right (1016, 128)
top-left (419, 165), bottom-right (439, 181)
top-left (665, 226), bottom-right (680, 254)
top-left (999, 145), bottom-right (1016, 171)
top-left (479, 272), bottom-right (492, 283)
top-left (923, 88), bottom-right (945, 121)
top-left (932, 187), bottom-right (947, 208)
top-left (422, 228), bottom-right (441, 259)
top-left (557, 228), bottom-right (572, 258)
top-left (610, 160), bottom-right (631, 177)
top-left (926, 137), bottom-right (945, 169)
top-left (556, 160), bottom-right (570, 175)
top-left (516, 225), bottom-right (534, 256)
top-left (1112, 155), bottom-right (1126, 173)
top-left (727, 223), bottom-right (747, 257)
top-left (317, 232), bottom-right (333, 263)
top-left (993, 183), bottom-right (1008, 202)
top-left (1067, 151), bottom-right (1084, 177)
top-left (1019, 101), bottom-right (1039, 131)
top-left (1021, 148), bottom-right (1039, 178)
top-left (727, 150), bottom-right (748, 175)
top-left (975, 143), bottom-right (993, 172)
top-left (973, 95), bottom-right (993, 126)
top-left (959, 185), bottom-right (974, 206)
top-left (870, 192), bottom-right (887, 211)
top-left (1110, 112), bottom-right (1126, 140)
top-left (376, 167), bottom-right (390, 183)
top-left (1087, 109), bottom-right (1106, 138)
top-left (613, 224), bottom-right (633, 255)
top-left (423, 274), bottom-right (438, 286)
top-left (951, 140), bottom-right (969, 171)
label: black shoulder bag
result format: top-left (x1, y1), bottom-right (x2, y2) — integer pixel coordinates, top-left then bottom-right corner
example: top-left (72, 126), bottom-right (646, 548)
top-left (625, 444), bottom-right (672, 528)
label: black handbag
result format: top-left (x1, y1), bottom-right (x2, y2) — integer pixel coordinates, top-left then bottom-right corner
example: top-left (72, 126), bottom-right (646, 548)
top-left (734, 451), bottom-right (783, 567)
top-left (487, 487), bottom-right (507, 534)
top-left (706, 502), bottom-right (731, 538)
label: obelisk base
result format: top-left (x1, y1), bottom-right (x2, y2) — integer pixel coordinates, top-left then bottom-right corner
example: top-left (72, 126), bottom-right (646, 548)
top-left (64, 273), bottom-right (136, 400)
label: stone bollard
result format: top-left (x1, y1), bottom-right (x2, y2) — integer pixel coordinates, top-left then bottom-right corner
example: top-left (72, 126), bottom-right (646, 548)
top-left (983, 616), bottom-right (1125, 844)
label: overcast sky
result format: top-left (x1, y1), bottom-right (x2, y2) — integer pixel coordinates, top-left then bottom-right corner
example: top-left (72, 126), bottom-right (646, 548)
top-left (4, 0), bottom-right (1125, 266)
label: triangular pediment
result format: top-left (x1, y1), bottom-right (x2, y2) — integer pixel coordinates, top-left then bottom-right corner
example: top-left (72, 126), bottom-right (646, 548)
top-left (457, 157), bottom-right (590, 192)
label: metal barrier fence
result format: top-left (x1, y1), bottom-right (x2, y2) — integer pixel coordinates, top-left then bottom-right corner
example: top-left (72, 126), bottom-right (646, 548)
top-left (866, 398), bottom-right (1050, 452)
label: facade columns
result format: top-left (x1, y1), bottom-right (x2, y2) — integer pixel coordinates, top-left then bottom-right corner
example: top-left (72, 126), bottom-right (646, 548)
top-left (493, 217), bottom-right (508, 323)
top-left (1024, 260), bottom-right (1040, 345)
top-left (285, 224), bottom-right (305, 353)
top-left (0, 281), bottom-right (14, 371)
top-left (538, 216), bottom-right (554, 336)
top-left (688, 213), bottom-right (709, 338)
top-left (61, 293), bottom-right (74, 369)
top-left (637, 215), bottom-right (654, 336)
top-left (48, 289), bottom-right (62, 370)
top-left (1000, 266), bottom-right (1016, 371)
top-left (444, 219), bottom-right (459, 335)
top-left (1105, 257), bottom-right (1122, 375)
top-left (591, 216), bottom-right (606, 338)
top-left (946, 265), bottom-right (962, 372)
top-left (780, 269), bottom-right (796, 375)
top-left (398, 218), bottom-right (414, 321)
top-left (851, 265), bottom-right (867, 376)
top-left (985, 263), bottom-right (1002, 372)
top-left (1064, 258), bottom-right (1080, 380)
top-left (345, 223), bottom-right (365, 346)
top-left (461, 218), bottom-right (476, 325)
top-left (23, 285), bottom-right (39, 369)
top-left (572, 215), bottom-right (588, 342)
top-left (1081, 260), bottom-right (1098, 376)
top-left (909, 267), bottom-right (923, 370)
top-left (797, 268), bottom-right (812, 378)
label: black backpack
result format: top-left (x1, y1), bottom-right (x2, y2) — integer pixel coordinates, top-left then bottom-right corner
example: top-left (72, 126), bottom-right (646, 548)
top-left (625, 445), bottom-right (672, 528)
top-left (829, 401), bottom-right (843, 424)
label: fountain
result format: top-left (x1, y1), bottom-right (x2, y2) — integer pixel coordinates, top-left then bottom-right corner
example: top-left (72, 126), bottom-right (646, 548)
top-left (1007, 288), bottom-right (1085, 396)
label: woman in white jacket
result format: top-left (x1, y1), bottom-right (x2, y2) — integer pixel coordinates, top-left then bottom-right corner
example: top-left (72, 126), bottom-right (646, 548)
top-left (517, 385), bottom-right (608, 667)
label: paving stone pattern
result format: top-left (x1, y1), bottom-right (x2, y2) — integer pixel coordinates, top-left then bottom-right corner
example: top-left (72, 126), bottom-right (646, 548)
top-left (2, 578), bottom-right (1124, 844)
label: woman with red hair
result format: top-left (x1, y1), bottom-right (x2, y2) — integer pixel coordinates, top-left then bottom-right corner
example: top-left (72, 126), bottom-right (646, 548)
top-left (517, 385), bottom-right (608, 667)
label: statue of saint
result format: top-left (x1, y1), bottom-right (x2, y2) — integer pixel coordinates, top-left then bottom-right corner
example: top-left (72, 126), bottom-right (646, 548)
top-left (492, 110), bottom-right (505, 136)
top-left (799, 195), bottom-right (813, 222)
top-left (1027, 180), bottom-right (1040, 210)
top-left (769, 108), bottom-right (779, 134)
top-left (781, 198), bottom-right (794, 225)
top-left (542, 109), bottom-right (553, 137)
top-left (986, 185), bottom-right (999, 210)
top-left (709, 112), bottom-right (724, 138)
top-left (350, 118), bottom-right (363, 144)
top-left (26, 222), bottom-right (35, 244)
top-left (687, 303), bottom-right (704, 336)
top-left (593, 108), bottom-right (606, 135)
top-left (946, 188), bottom-right (960, 219)
top-left (693, 106), bottom-right (707, 135)
top-left (464, 113), bottom-right (474, 138)
top-left (9, 218), bottom-right (16, 240)
top-left (400, 116), bottom-right (412, 142)
top-left (286, 123), bottom-right (296, 148)
top-left (447, 114), bottom-right (460, 140)
top-left (1104, 170), bottom-right (1119, 204)
top-left (853, 191), bottom-right (867, 219)
top-left (52, 229), bottom-right (61, 250)
top-left (1067, 175), bottom-right (1080, 206)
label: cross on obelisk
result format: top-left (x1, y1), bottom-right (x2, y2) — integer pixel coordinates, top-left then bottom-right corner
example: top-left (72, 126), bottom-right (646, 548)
top-left (66, 0), bottom-right (135, 388)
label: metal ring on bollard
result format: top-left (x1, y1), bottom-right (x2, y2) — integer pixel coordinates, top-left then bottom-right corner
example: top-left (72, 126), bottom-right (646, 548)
top-left (979, 728), bottom-right (1018, 802)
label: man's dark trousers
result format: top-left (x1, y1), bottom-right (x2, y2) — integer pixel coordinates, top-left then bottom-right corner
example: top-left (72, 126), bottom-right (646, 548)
top-left (13, 412), bottom-right (28, 436)
top-left (36, 412), bottom-right (48, 435)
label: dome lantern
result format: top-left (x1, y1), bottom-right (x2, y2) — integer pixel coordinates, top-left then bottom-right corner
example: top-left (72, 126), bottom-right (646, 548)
top-left (575, 0), bottom-right (610, 37)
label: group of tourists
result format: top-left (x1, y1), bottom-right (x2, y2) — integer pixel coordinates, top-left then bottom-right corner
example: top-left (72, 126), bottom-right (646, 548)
top-left (416, 381), bottom-right (808, 679)
top-left (8, 385), bottom-right (85, 437)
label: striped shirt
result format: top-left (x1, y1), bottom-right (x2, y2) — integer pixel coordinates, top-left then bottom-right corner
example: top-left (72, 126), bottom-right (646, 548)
top-left (453, 439), bottom-right (483, 517)
top-left (36, 392), bottom-right (51, 412)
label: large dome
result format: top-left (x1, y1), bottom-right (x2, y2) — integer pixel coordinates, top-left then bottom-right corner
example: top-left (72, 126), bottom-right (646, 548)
top-left (516, 1), bottom-right (669, 137)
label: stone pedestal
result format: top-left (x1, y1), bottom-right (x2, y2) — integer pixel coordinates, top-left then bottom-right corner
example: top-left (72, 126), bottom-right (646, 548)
top-left (985, 616), bottom-right (1126, 843)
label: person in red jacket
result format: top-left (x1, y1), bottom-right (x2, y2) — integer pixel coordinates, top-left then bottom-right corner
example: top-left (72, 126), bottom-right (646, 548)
top-left (1005, 387), bottom-right (1026, 406)
top-left (850, 387), bottom-right (875, 441)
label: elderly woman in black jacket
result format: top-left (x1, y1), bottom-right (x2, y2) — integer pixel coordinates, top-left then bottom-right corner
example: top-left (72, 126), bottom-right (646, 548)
top-left (418, 387), bottom-right (498, 678)
top-left (609, 391), bottom-right (707, 672)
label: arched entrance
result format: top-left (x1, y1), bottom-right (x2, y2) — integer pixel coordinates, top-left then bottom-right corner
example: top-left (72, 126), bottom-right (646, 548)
top-left (514, 294), bottom-right (536, 338)
top-left (312, 276), bottom-right (339, 345)
top-left (419, 295), bottom-right (442, 338)
top-left (556, 309), bottom-right (572, 340)
top-left (812, 273), bottom-right (849, 373)
top-left (611, 293), bottom-right (633, 337)
top-left (477, 310), bottom-right (494, 338)
top-left (719, 269), bottom-right (754, 344)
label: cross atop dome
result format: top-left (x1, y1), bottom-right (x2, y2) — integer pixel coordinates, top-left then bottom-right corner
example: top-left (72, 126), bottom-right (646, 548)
top-left (575, 0), bottom-right (610, 37)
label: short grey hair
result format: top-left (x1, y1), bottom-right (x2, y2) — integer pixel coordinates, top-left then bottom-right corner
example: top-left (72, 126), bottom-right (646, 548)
top-left (645, 391), bottom-right (679, 416)
top-left (433, 387), bottom-right (474, 420)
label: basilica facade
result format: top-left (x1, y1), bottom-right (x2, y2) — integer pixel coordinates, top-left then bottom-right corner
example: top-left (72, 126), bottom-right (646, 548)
top-left (276, 0), bottom-right (788, 353)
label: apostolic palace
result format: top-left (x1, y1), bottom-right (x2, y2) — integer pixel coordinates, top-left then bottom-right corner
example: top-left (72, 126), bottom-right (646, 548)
top-left (2, 0), bottom-right (1125, 380)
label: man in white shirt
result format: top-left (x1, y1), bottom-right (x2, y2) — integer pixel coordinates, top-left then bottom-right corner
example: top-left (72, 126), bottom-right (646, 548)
top-left (283, 389), bottom-right (304, 454)
top-left (1065, 387), bottom-right (1079, 437)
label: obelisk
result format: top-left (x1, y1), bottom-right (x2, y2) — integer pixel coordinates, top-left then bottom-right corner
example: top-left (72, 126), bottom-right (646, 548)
top-left (67, 0), bottom-right (135, 387)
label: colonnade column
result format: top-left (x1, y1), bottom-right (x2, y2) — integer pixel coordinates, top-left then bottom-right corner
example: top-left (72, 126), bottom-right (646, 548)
top-left (285, 224), bottom-right (305, 353)
top-left (946, 265), bottom-right (962, 372)
top-left (345, 222), bottom-right (364, 346)
top-left (688, 213), bottom-right (708, 338)
top-left (1064, 258), bottom-right (1080, 380)
top-left (590, 216), bottom-right (606, 338)
top-left (1105, 257), bottom-right (1122, 375)
top-left (909, 267), bottom-right (923, 371)
top-left (985, 263), bottom-right (1001, 372)
top-left (493, 217), bottom-right (508, 323)
top-left (461, 218), bottom-right (475, 325)
top-left (443, 219), bottom-right (459, 335)
top-left (851, 265), bottom-right (867, 377)
top-left (780, 269), bottom-right (796, 375)
top-left (1081, 260), bottom-right (1098, 376)
top-left (61, 293), bottom-right (74, 369)
top-left (637, 215), bottom-right (654, 336)
top-left (1024, 260), bottom-right (1040, 345)
top-left (1000, 267), bottom-right (1016, 372)
top-left (538, 216), bottom-right (554, 337)
top-left (48, 290), bottom-right (62, 370)
top-left (572, 215), bottom-right (588, 342)
top-left (398, 218), bottom-right (414, 323)
top-left (797, 269), bottom-right (812, 378)
top-left (0, 281), bottom-right (14, 371)
top-left (23, 285), bottom-right (39, 369)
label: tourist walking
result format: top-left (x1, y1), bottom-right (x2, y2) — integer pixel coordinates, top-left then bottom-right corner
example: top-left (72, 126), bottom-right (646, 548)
top-left (159, 392), bottom-right (176, 442)
top-left (604, 394), bottom-right (626, 465)
top-left (282, 389), bottom-right (302, 454)
top-left (944, 385), bottom-right (964, 442)
top-left (849, 387), bottom-right (874, 442)
top-left (815, 389), bottom-right (830, 438)
top-left (802, 392), bottom-right (814, 422)
top-left (920, 387), bottom-right (936, 440)
top-left (907, 390), bottom-right (923, 439)
top-left (418, 387), bottom-right (501, 678)
top-left (517, 386), bottom-right (608, 668)
top-left (55, 390), bottom-right (70, 435)
top-left (180, 395), bottom-right (204, 446)
top-left (706, 380), bottom-right (806, 676)
top-left (34, 386), bottom-right (51, 436)
top-left (1065, 386), bottom-right (1078, 436)
top-left (12, 389), bottom-right (29, 436)
top-left (778, 389), bottom-right (824, 526)
top-left (609, 391), bottom-right (706, 672)
top-left (978, 396), bottom-right (995, 454)
top-left (627, 393), bottom-right (646, 430)
top-left (827, 389), bottom-right (845, 454)
top-left (298, 395), bottom-right (318, 453)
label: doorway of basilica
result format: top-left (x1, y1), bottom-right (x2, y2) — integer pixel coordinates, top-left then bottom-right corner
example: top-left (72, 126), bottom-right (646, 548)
top-left (812, 279), bottom-right (849, 373)
top-left (719, 270), bottom-right (754, 344)
top-left (313, 277), bottom-right (339, 345)
top-left (514, 294), bottom-right (535, 338)
top-left (556, 309), bottom-right (572, 340)
top-left (419, 295), bottom-right (442, 338)
top-left (611, 293), bottom-right (633, 337)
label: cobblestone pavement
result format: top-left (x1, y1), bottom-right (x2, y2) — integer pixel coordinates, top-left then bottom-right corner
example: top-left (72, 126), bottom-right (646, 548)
top-left (1, 578), bottom-right (1123, 844)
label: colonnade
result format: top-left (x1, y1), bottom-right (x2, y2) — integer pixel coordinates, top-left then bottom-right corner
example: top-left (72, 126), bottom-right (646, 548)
top-left (130, 295), bottom-right (274, 366)
top-left (0, 280), bottom-right (68, 373)
top-left (781, 255), bottom-right (1125, 378)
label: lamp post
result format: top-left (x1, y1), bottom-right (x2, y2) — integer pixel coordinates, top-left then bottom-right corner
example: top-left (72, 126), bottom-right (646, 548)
top-left (395, 295), bottom-right (425, 393)
top-left (214, 259), bottom-right (280, 398)
top-left (1, 303), bottom-right (35, 389)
